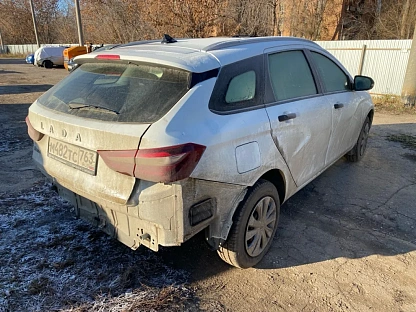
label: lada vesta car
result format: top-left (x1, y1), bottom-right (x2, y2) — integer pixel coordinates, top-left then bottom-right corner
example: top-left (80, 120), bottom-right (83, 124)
top-left (26, 35), bottom-right (374, 268)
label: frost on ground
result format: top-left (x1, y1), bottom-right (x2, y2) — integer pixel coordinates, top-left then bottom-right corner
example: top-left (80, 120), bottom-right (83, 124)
top-left (0, 182), bottom-right (194, 312)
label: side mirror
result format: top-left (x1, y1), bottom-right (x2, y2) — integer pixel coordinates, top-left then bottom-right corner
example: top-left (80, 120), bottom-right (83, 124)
top-left (353, 75), bottom-right (374, 91)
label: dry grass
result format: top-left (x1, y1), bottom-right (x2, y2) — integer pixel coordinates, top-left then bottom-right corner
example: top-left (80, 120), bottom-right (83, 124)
top-left (372, 94), bottom-right (416, 115)
top-left (0, 53), bottom-right (27, 58)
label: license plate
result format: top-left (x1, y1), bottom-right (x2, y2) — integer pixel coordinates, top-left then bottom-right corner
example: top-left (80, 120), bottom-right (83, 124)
top-left (48, 138), bottom-right (97, 175)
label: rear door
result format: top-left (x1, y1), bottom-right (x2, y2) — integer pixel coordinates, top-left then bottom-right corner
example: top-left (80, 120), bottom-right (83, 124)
top-left (264, 48), bottom-right (332, 187)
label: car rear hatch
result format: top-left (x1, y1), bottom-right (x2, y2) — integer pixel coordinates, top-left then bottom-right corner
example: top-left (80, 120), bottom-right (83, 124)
top-left (27, 60), bottom-right (191, 204)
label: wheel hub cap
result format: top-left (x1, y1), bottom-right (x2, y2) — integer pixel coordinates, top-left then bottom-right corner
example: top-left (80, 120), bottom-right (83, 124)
top-left (245, 196), bottom-right (277, 257)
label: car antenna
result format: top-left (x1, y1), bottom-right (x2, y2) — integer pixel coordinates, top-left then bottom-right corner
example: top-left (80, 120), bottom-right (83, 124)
top-left (162, 34), bottom-right (177, 44)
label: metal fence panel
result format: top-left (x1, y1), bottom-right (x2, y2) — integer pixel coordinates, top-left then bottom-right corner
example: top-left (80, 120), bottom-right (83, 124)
top-left (5, 44), bottom-right (78, 54)
top-left (316, 40), bottom-right (412, 95)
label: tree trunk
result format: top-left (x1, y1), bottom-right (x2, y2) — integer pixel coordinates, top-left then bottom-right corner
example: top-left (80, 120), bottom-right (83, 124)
top-left (401, 23), bottom-right (416, 107)
top-left (272, 0), bottom-right (278, 36)
top-left (400, 0), bottom-right (411, 38)
top-left (332, 0), bottom-right (347, 40)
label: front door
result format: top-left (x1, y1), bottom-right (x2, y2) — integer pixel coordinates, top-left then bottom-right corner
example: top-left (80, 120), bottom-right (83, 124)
top-left (308, 51), bottom-right (361, 164)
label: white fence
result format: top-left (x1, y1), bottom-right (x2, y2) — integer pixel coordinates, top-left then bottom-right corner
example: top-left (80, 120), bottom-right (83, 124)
top-left (3, 43), bottom-right (78, 54)
top-left (316, 40), bottom-right (412, 96)
top-left (2, 39), bottom-right (413, 95)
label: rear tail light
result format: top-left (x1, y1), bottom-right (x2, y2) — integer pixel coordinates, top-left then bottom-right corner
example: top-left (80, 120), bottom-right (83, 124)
top-left (26, 116), bottom-right (44, 142)
top-left (95, 54), bottom-right (120, 60)
top-left (98, 143), bottom-right (206, 183)
top-left (97, 150), bottom-right (137, 176)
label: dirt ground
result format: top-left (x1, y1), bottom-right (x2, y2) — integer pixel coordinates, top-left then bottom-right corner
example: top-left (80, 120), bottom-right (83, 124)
top-left (1, 59), bottom-right (415, 311)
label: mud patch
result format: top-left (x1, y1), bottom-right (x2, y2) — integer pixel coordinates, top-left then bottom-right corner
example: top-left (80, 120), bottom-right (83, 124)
top-left (387, 134), bottom-right (416, 150)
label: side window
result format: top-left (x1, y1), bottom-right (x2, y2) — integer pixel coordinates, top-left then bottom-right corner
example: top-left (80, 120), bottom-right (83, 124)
top-left (225, 71), bottom-right (256, 103)
top-left (268, 50), bottom-right (317, 101)
top-left (209, 55), bottom-right (263, 113)
top-left (310, 52), bottom-right (350, 93)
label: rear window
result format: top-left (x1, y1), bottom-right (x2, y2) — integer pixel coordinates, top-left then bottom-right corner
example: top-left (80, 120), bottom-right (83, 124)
top-left (37, 62), bottom-right (190, 123)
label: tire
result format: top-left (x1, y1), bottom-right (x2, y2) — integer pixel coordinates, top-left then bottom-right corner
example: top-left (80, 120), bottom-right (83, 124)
top-left (346, 116), bottom-right (370, 162)
top-left (217, 179), bottom-right (280, 268)
top-left (43, 60), bottom-right (53, 69)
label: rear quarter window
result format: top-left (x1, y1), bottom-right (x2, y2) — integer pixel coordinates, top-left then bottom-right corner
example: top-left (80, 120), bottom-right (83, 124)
top-left (37, 62), bottom-right (190, 123)
top-left (209, 55), bottom-right (264, 113)
top-left (225, 71), bottom-right (256, 103)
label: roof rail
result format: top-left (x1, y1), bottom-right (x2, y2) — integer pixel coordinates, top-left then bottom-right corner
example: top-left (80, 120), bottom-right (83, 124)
top-left (119, 39), bottom-right (160, 48)
top-left (203, 36), bottom-right (318, 52)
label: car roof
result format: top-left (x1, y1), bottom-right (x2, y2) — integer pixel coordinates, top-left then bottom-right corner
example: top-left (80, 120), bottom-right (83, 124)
top-left (76, 36), bottom-right (322, 73)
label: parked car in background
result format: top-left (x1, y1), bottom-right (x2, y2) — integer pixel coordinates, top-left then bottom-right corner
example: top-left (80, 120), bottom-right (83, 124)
top-left (25, 54), bottom-right (34, 65)
top-left (34, 46), bottom-right (67, 68)
top-left (26, 36), bottom-right (374, 268)
top-left (63, 46), bottom-right (87, 70)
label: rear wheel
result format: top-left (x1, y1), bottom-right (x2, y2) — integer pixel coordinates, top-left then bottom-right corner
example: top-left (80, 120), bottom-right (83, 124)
top-left (43, 60), bottom-right (53, 69)
top-left (217, 179), bottom-right (280, 268)
top-left (346, 117), bottom-right (370, 162)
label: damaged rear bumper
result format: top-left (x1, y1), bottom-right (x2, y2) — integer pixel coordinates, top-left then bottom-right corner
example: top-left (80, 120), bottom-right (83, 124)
top-left (51, 177), bottom-right (247, 252)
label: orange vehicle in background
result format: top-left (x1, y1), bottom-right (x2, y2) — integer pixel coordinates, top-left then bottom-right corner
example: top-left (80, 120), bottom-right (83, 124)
top-left (63, 46), bottom-right (87, 70)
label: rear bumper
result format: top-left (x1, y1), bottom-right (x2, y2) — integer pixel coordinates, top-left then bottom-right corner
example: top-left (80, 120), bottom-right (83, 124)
top-left (52, 177), bottom-right (247, 252)
top-left (38, 169), bottom-right (248, 254)
top-left (55, 182), bottom-right (179, 251)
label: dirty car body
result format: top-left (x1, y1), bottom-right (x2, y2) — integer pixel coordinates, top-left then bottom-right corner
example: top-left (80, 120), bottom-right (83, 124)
top-left (27, 36), bottom-right (374, 268)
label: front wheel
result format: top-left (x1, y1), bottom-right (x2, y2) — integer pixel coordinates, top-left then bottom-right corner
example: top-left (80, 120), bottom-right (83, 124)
top-left (346, 116), bottom-right (370, 162)
top-left (43, 60), bottom-right (53, 69)
top-left (217, 179), bottom-right (280, 268)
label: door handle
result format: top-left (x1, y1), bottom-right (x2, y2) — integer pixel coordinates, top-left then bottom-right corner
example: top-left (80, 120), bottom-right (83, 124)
top-left (334, 103), bottom-right (344, 109)
top-left (278, 113), bottom-right (297, 122)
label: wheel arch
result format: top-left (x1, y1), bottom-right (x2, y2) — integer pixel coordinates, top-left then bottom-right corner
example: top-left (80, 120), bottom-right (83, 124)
top-left (258, 169), bottom-right (286, 204)
top-left (205, 168), bottom-right (287, 250)
top-left (367, 108), bottom-right (374, 126)
top-left (43, 60), bottom-right (53, 68)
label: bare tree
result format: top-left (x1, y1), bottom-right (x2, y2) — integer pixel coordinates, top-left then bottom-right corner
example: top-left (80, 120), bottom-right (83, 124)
top-left (0, 0), bottom-right (34, 44)
top-left (0, 0), bottom-right (414, 46)
top-left (140, 0), bottom-right (230, 38)
top-left (342, 0), bottom-right (416, 40)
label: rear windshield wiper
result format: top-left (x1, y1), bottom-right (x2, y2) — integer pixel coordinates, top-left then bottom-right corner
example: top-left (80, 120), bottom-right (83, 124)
top-left (68, 103), bottom-right (119, 115)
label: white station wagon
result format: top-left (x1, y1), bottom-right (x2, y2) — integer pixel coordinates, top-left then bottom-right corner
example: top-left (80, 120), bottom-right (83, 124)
top-left (26, 36), bottom-right (374, 268)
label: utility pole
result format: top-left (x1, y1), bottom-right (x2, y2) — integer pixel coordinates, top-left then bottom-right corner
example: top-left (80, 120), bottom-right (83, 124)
top-left (401, 23), bottom-right (416, 107)
top-left (0, 30), bottom-right (4, 53)
top-left (74, 0), bottom-right (84, 46)
top-left (29, 0), bottom-right (40, 48)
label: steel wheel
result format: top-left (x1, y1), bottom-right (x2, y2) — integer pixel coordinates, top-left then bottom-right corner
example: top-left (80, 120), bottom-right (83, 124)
top-left (245, 196), bottom-right (277, 257)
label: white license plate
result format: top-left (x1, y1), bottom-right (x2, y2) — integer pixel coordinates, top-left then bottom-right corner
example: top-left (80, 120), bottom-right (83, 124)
top-left (48, 138), bottom-right (97, 175)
